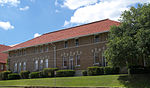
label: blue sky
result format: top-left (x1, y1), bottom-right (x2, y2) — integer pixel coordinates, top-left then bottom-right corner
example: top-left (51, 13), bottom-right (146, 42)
top-left (0, 0), bottom-right (149, 46)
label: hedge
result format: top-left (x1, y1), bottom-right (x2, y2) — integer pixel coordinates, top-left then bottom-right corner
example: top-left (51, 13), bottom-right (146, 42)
top-left (29, 72), bottom-right (41, 78)
top-left (56, 70), bottom-right (75, 77)
top-left (104, 67), bottom-right (120, 74)
top-left (43, 68), bottom-right (58, 77)
top-left (128, 66), bottom-right (150, 74)
top-left (20, 71), bottom-right (30, 79)
top-left (82, 70), bottom-right (87, 76)
top-left (0, 71), bottom-right (12, 80)
top-left (8, 73), bottom-right (20, 80)
top-left (87, 66), bottom-right (104, 76)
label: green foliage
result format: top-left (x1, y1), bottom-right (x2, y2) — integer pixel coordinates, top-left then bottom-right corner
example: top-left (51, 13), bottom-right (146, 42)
top-left (105, 4), bottom-right (150, 68)
top-left (87, 66), bottom-right (104, 76)
top-left (0, 71), bottom-right (12, 80)
top-left (82, 70), bottom-right (87, 76)
top-left (104, 67), bottom-right (120, 74)
top-left (20, 71), bottom-right (30, 79)
top-left (29, 72), bottom-right (41, 78)
top-left (43, 68), bottom-right (58, 77)
top-left (8, 73), bottom-right (20, 80)
top-left (128, 66), bottom-right (150, 74)
top-left (56, 70), bottom-right (75, 77)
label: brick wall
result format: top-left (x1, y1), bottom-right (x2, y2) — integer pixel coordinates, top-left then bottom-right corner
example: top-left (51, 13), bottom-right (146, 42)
top-left (8, 32), bottom-right (108, 72)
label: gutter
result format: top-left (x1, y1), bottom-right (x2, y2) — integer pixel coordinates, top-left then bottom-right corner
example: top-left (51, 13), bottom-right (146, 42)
top-left (3, 30), bottom-right (109, 53)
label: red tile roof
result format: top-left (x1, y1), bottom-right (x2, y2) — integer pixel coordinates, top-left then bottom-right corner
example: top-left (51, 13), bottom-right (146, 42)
top-left (0, 45), bottom-right (11, 63)
top-left (7, 19), bottom-right (120, 51)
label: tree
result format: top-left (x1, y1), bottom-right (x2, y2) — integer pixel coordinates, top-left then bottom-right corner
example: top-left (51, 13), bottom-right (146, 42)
top-left (105, 4), bottom-right (150, 68)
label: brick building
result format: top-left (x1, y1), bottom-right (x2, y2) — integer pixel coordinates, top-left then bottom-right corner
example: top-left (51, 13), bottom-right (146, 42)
top-left (5, 19), bottom-right (120, 72)
top-left (0, 45), bottom-right (11, 72)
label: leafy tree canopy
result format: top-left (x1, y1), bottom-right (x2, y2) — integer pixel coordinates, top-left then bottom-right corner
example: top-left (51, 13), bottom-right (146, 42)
top-left (105, 3), bottom-right (150, 68)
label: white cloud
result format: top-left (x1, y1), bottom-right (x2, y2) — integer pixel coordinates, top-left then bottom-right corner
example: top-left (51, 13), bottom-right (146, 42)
top-left (63, 20), bottom-right (70, 27)
top-left (0, 0), bottom-right (20, 6)
top-left (19, 6), bottom-right (29, 11)
top-left (55, 0), bottom-right (58, 6)
top-left (0, 21), bottom-right (14, 30)
top-left (34, 33), bottom-right (41, 38)
top-left (63, 0), bottom-right (98, 10)
top-left (62, 0), bottom-right (150, 26)
top-left (55, 9), bottom-right (59, 13)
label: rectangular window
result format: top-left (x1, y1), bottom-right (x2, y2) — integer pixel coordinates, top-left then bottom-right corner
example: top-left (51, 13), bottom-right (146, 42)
top-left (1, 64), bottom-right (3, 70)
top-left (94, 53), bottom-right (99, 65)
top-left (45, 46), bottom-right (49, 52)
top-left (75, 39), bottom-right (79, 46)
top-left (64, 41), bottom-right (68, 48)
top-left (23, 62), bottom-right (26, 71)
top-left (45, 59), bottom-right (48, 68)
top-left (14, 63), bottom-right (17, 72)
top-left (76, 55), bottom-right (80, 66)
top-left (94, 35), bottom-right (99, 43)
top-left (18, 62), bottom-right (22, 72)
top-left (35, 60), bottom-right (38, 71)
top-left (63, 57), bottom-right (67, 68)
top-left (40, 60), bottom-right (43, 70)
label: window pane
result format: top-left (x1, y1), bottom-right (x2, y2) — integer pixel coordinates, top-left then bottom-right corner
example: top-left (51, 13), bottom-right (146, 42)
top-left (45, 59), bottom-right (48, 68)
top-left (64, 41), bottom-right (68, 48)
top-left (76, 55), bottom-right (80, 66)
top-left (94, 35), bottom-right (99, 43)
top-left (63, 57), bottom-right (67, 67)
top-left (94, 53), bottom-right (99, 64)
top-left (75, 39), bottom-right (79, 46)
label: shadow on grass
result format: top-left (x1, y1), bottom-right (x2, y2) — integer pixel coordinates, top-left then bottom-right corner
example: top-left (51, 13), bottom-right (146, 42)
top-left (118, 74), bottom-right (150, 88)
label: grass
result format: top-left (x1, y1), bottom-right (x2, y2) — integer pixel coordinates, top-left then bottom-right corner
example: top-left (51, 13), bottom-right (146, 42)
top-left (0, 74), bottom-right (149, 88)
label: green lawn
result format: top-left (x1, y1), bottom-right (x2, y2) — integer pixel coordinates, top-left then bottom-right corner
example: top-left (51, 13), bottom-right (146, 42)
top-left (0, 74), bottom-right (149, 88)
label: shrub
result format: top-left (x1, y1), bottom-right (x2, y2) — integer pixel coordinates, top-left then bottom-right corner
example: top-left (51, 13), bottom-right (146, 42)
top-left (8, 73), bottom-right (20, 80)
top-left (128, 66), bottom-right (150, 74)
top-left (144, 67), bottom-right (150, 74)
top-left (87, 66), bottom-right (104, 76)
top-left (104, 67), bottom-right (120, 74)
top-left (43, 68), bottom-right (58, 77)
top-left (82, 70), bottom-right (87, 76)
top-left (0, 71), bottom-right (11, 80)
top-left (29, 72), bottom-right (41, 78)
top-left (20, 71), bottom-right (30, 79)
top-left (56, 70), bottom-right (75, 77)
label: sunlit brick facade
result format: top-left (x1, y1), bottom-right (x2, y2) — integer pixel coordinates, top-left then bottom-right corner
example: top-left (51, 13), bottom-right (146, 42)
top-left (6, 19), bottom-right (120, 72)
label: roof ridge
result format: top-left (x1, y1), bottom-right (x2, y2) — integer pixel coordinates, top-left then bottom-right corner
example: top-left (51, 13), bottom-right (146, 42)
top-left (43, 19), bottom-right (113, 36)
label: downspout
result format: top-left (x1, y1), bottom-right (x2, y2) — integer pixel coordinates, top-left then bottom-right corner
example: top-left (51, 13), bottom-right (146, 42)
top-left (51, 43), bottom-right (56, 68)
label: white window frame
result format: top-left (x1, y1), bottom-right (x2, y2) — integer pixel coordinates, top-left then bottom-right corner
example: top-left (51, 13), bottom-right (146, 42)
top-left (63, 57), bottom-right (67, 68)
top-left (14, 63), bottom-right (17, 72)
top-left (35, 60), bottom-right (38, 70)
top-left (45, 59), bottom-right (48, 68)
top-left (19, 62), bottom-right (22, 72)
top-left (93, 52), bottom-right (99, 65)
top-left (1, 64), bottom-right (4, 70)
top-left (40, 60), bottom-right (43, 70)
top-left (23, 62), bottom-right (26, 71)
top-left (75, 55), bottom-right (80, 66)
